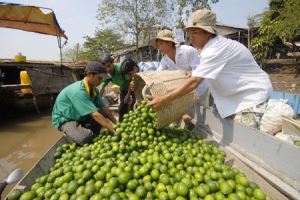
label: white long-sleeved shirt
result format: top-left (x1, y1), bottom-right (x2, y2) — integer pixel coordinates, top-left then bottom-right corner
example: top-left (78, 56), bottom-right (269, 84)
top-left (192, 35), bottom-right (273, 118)
top-left (158, 45), bottom-right (208, 96)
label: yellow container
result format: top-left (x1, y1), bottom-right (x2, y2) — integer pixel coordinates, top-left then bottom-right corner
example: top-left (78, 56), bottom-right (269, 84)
top-left (15, 54), bottom-right (26, 62)
top-left (20, 71), bottom-right (32, 94)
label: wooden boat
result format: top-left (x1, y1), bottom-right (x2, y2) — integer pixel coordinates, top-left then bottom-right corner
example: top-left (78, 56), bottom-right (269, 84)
top-left (195, 107), bottom-right (300, 199)
top-left (0, 60), bottom-right (84, 117)
top-left (5, 106), bottom-right (300, 199)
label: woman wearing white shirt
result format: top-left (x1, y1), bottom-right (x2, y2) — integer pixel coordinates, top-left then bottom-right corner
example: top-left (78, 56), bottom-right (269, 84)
top-left (154, 30), bottom-right (209, 99)
top-left (148, 10), bottom-right (273, 130)
top-left (151, 29), bottom-right (210, 123)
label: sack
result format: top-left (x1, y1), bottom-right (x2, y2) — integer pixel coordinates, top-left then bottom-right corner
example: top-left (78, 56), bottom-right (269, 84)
top-left (260, 99), bottom-right (295, 135)
top-left (135, 70), bottom-right (196, 128)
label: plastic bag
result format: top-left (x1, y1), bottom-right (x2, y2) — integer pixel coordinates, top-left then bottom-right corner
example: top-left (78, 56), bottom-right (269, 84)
top-left (260, 99), bottom-right (295, 135)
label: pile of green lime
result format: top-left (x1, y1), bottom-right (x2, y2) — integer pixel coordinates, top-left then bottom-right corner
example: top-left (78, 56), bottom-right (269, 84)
top-left (9, 101), bottom-right (270, 200)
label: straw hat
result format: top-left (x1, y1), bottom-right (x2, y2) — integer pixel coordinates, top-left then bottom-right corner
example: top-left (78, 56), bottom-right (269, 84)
top-left (151, 29), bottom-right (178, 49)
top-left (185, 9), bottom-right (216, 34)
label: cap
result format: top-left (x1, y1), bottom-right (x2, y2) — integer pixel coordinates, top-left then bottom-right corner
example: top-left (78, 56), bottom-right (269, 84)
top-left (85, 61), bottom-right (111, 79)
top-left (98, 54), bottom-right (114, 65)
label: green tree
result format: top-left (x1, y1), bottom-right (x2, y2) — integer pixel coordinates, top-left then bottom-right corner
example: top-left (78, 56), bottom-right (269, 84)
top-left (62, 43), bottom-right (82, 62)
top-left (247, 13), bottom-right (263, 49)
top-left (96, 0), bottom-right (219, 59)
top-left (80, 29), bottom-right (128, 61)
top-left (251, 0), bottom-right (300, 59)
top-left (274, 0), bottom-right (300, 41)
top-left (97, 0), bottom-right (170, 61)
top-left (177, 0), bottom-right (219, 10)
top-left (62, 29), bottom-right (127, 62)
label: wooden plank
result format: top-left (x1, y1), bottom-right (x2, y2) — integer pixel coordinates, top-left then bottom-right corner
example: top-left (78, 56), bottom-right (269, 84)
top-left (287, 52), bottom-right (300, 57)
top-left (263, 59), bottom-right (300, 65)
top-left (26, 67), bottom-right (75, 95)
top-left (0, 84), bottom-right (31, 89)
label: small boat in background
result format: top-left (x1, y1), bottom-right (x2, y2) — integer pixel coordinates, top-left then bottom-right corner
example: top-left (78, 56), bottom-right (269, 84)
top-left (0, 60), bottom-right (84, 118)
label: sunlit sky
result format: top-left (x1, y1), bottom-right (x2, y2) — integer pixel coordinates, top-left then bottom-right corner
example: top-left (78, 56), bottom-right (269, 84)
top-left (0, 0), bottom-right (269, 61)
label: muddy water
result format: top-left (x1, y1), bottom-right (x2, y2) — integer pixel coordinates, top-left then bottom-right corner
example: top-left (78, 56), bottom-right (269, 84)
top-left (0, 112), bottom-right (61, 197)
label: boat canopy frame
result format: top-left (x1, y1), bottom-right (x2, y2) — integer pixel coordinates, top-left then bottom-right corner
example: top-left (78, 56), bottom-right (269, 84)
top-left (0, 2), bottom-right (68, 63)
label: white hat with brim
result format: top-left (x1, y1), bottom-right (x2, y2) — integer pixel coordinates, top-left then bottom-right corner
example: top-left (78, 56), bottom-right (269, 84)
top-left (184, 9), bottom-right (217, 34)
top-left (151, 29), bottom-right (178, 49)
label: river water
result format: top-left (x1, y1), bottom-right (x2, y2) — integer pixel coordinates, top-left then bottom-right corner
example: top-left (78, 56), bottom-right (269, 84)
top-left (0, 112), bottom-right (61, 197)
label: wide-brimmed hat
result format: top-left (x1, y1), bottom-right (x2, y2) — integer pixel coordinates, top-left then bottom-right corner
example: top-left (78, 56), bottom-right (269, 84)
top-left (151, 29), bottom-right (178, 49)
top-left (85, 61), bottom-right (111, 79)
top-left (185, 9), bottom-right (216, 34)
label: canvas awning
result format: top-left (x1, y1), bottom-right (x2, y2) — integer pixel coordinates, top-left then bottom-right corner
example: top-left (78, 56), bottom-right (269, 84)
top-left (0, 2), bottom-right (67, 39)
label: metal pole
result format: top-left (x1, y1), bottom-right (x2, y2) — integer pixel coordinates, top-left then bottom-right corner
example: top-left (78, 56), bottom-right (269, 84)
top-left (57, 36), bottom-right (63, 65)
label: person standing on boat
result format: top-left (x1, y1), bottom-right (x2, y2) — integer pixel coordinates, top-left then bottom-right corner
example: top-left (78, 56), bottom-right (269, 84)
top-left (52, 61), bottom-right (117, 145)
top-left (148, 9), bottom-right (273, 130)
top-left (151, 29), bottom-right (210, 123)
top-left (99, 55), bottom-right (139, 122)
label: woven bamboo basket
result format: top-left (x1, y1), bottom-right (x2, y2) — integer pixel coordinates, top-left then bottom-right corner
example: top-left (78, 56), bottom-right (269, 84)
top-left (135, 70), bottom-right (196, 129)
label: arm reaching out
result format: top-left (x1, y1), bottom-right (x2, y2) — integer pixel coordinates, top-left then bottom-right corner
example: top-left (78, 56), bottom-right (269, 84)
top-left (148, 76), bottom-right (203, 111)
top-left (102, 105), bottom-right (118, 124)
top-left (90, 111), bottom-right (115, 133)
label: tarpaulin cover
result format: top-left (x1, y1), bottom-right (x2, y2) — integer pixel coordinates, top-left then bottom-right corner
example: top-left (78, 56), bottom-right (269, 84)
top-left (0, 2), bottom-right (67, 39)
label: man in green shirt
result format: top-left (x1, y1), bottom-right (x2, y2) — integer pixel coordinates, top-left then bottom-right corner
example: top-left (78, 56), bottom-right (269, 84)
top-left (52, 61), bottom-right (117, 145)
top-left (99, 55), bottom-right (139, 121)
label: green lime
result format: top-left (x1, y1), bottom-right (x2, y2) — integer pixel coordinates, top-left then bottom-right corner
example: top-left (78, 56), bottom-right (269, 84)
top-left (90, 193), bottom-right (103, 200)
top-left (76, 194), bottom-right (88, 200)
top-left (20, 191), bottom-right (37, 200)
top-left (220, 182), bottom-right (233, 195)
top-left (85, 184), bottom-right (96, 197)
top-left (95, 170), bottom-right (106, 181)
top-left (135, 186), bottom-right (147, 198)
top-left (7, 190), bottom-right (23, 200)
top-left (150, 169), bottom-right (160, 181)
top-left (118, 172), bottom-right (132, 185)
top-left (100, 186), bottom-right (114, 198)
top-left (228, 193), bottom-right (240, 200)
top-left (253, 188), bottom-right (266, 200)
top-left (127, 179), bottom-right (138, 191)
top-left (195, 185), bottom-right (207, 198)
top-left (159, 174), bottom-right (170, 185)
top-left (67, 180), bottom-right (79, 194)
top-left (176, 182), bottom-right (188, 197)
top-left (59, 193), bottom-right (69, 200)
top-left (204, 194), bottom-right (215, 200)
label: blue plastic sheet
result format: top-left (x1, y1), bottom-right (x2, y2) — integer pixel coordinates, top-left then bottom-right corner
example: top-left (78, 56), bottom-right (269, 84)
top-left (138, 61), bottom-right (160, 72)
top-left (271, 91), bottom-right (300, 114)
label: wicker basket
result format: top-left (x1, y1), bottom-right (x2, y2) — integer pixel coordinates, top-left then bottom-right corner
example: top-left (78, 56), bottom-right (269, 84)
top-left (135, 70), bottom-right (196, 128)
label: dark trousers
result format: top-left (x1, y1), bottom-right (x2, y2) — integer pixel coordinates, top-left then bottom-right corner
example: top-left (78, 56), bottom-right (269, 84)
top-left (119, 90), bottom-right (136, 122)
top-left (59, 109), bottom-right (107, 145)
top-left (60, 117), bottom-right (100, 146)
